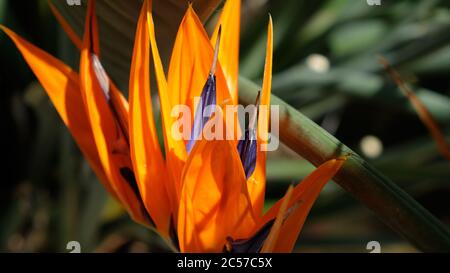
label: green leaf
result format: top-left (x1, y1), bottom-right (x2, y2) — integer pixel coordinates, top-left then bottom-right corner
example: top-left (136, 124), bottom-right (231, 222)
top-left (329, 20), bottom-right (388, 58)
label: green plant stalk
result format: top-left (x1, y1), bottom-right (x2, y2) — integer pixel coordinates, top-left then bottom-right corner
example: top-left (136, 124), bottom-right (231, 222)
top-left (239, 76), bottom-right (450, 252)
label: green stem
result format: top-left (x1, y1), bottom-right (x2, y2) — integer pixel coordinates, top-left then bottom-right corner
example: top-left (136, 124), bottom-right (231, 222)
top-left (239, 76), bottom-right (450, 252)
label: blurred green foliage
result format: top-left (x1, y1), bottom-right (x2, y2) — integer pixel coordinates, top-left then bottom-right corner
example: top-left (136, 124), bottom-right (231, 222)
top-left (1, 0), bottom-right (449, 252)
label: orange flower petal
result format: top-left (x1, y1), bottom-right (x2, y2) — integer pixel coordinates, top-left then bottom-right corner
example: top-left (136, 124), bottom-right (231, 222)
top-left (0, 25), bottom-right (116, 199)
top-left (247, 17), bottom-right (273, 217)
top-left (50, 1), bottom-right (130, 121)
top-left (167, 5), bottom-right (232, 119)
top-left (178, 136), bottom-right (257, 252)
top-left (147, 1), bottom-right (187, 218)
top-left (109, 82), bottom-right (130, 139)
top-left (210, 0), bottom-right (240, 105)
top-left (79, 0), bottom-right (150, 226)
top-left (259, 157), bottom-right (346, 252)
top-left (48, 0), bottom-right (131, 202)
top-left (129, 0), bottom-right (171, 236)
top-left (260, 185), bottom-right (293, 253)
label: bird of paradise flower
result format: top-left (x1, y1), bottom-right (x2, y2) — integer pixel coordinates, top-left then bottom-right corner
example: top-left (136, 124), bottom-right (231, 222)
top-left (1, 0), bottom-right (346, 253)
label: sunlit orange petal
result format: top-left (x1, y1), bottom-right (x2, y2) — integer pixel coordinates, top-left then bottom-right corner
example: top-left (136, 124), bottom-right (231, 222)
top-left (272, 192), bottom-right (322, 252)
top-left (49, 0), bottom-right (132, 197)
top-left (79, 0), bottom-right (150, 226)
top-left (210, 0), bottom-right (240, 105)
top-left (260, 158), bottom-right (345, 225)
top-left (258, 157), bottom-right (346, 252)
top-left (50, 1), bottom-right (131, 120)
top-left (129, 0), bottom-right (171, 236)
top-left (260, 185), bottom-right (293, 253)
top-left (147, 1), bottom-right (187, 218)
top-left (247, 17), bottom-right (273, 217)
top-left (109, 83), bottom-right (130, 137)
top-left (167, 5), bottom-right (232, 119)
top-left (0, 25), bottom-right (116, 199)
top-left (178, 136), bottom-right (256, 252)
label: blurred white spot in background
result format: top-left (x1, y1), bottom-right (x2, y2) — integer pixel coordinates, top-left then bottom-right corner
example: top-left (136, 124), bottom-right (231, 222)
top-left (306, 54), bottom-right (330, 73)
top-left (360, 135), bottom-right (383, 159)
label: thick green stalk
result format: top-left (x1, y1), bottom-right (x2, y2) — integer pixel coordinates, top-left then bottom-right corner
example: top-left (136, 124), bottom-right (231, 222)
top-left (239, 76), bottom-right (450, 252)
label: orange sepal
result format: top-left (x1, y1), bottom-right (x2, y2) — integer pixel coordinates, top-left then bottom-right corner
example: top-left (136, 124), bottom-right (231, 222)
top-left (210, 0), bottom-right (241, 105)
top-left (0, 25), bottom-right (118, 199)
top-left (79, 0), bottom-right (150, 226)
top-left (247, 17), bottom-right (273, 217)
top-left (129, 0), bottom-right (171, 236)
top-left (259, 157), bottom-right (346, 252)
top-left (167, 5), bottom-right (232, 121)
top-left (260, 185), bottom-right (293, 253)
top-left (178, 136), bottom-right (257, 252)
top-left (146, 1), bottom-right (187, 219)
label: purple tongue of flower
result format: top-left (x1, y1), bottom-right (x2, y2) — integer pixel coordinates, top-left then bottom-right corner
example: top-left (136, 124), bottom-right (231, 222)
top-left (186, 27), bottom-right (221, 153)
top-left (186, 74), bottom-right (217, 153)
top-left (237, 91), bottom-right (261, 179)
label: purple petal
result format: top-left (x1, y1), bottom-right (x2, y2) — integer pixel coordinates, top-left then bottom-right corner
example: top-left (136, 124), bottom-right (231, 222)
top-left (224, 219), bottom-right (274, 253)
top-left (237, 91), bottom-right (261, 179)
top-left (186, 74), bottom-right (216, 153)
top-left (237, 128), bottom-right (257, 179)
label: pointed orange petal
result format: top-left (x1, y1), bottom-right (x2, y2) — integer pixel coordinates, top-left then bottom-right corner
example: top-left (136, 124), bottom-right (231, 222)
top-left (210, 0), bottom-right (240, 105)
top-left (259, 157), bottom-right (346, 252)
top-left (129, 0), bottom-right (171, 236)
top-left (109, 83), bottom-right (130, 138)
top-left (247, 17), bottom-right (273, 217)
top-left (271, 192), bottom-right (320, 252)
top-left (178, 137), bottom-right (257, 252)
top-left (79, 1), bottom-right (150, 226)
top-left (82, 1), bottom-right (130, 132)
top-left (167, 5), bottom-right (232, 117)
top-left (260, 185), bottom-right (293, 253)
top-left (260, 158), bottom-right (345, 226)
top-left (48, 0), bottom-right (82, 50)
top-left (49, 0), bottom-right (128, 119)
top-left (147, 2), bottom-right (187, 218)
top-left (0, 25), bottom-right (118, 200)
top-left (49, 0), bottom-right (122, 125)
